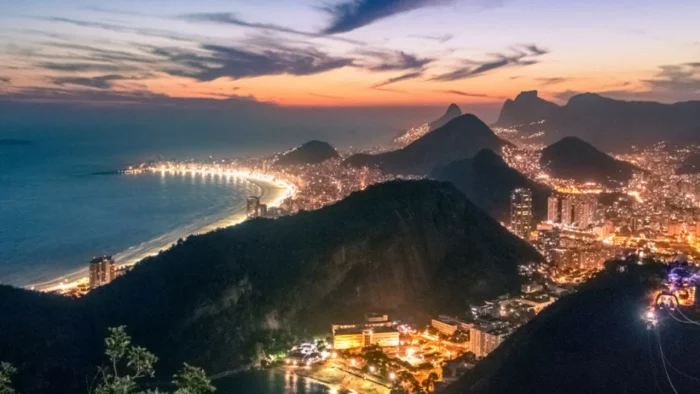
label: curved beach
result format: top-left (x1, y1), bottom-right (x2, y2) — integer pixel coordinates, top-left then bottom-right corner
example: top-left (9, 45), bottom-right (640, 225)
top-left (29, 174), bottom-right (292, 292)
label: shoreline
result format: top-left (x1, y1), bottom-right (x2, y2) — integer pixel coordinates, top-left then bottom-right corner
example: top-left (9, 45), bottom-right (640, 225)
top-left (27, 174), bottom-right (293, 293)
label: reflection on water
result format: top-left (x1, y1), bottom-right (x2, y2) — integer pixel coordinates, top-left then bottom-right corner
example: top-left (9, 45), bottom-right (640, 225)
top-left (215, 370), bottom-right (331, 394)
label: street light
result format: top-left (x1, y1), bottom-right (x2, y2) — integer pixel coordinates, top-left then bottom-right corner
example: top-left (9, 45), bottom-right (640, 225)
top-left (389, 372), bottom-right (396, 380)
top-left (369, 366), bottom-right (376, 373)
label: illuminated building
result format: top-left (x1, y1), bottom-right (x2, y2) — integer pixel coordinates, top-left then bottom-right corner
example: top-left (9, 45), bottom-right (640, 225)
top-left (573, 195), bottom-right (597, 229)
top-left (696, 222), bottom-right (700, 237)
top-left (561, 196), bottom-right (573, 226)
top-left (668, 222), bottom-right (682, 236)
top-left (547, 195), bottom-right (560, 223)
top-left (89, 256), bottom-right (116, 289)
top-left (469, 325), bottom-right (508, 358)
top-left (510, 188), bottom-right (533, 239)
top-left (431, 317), bottom-right (459, 336)
top-left (536, 225), bottom-right (560, 263)
top-left (333, 327), bottom-right (399, 349)
top-left (246, 196), bottom-right (260, 218)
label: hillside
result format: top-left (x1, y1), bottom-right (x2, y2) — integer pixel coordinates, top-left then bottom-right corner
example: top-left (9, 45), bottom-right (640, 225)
top-left (274, 140), bottom-right (339, 166)
top-left (540, 137), bottom-right (637, 185)
top-left (429, 103), bottom-right (462, 130)
top-left (442, 262), bottom-right (700, 394)
top-left (347, 114), bottom-right (509, 175)
top-left (494, 90), bottom-right (559, 127)
top-left (392, 104), bottom-right (462, 147)
top-left (0, 180), bottom-right (542, 394)
top-left (431, 149), bottom-right (552, 222)
top-left (494, 91), bottom-right (700, 150)
top-left (677, 153), bottom-right (700, 175)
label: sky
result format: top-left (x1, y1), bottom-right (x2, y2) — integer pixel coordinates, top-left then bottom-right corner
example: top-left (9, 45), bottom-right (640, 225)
top-left (0, 0), bottom-right (699, 107)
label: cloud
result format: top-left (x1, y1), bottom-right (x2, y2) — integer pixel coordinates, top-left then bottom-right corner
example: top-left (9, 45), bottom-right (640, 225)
top-left (536, 77), bottom-right (570, 86)
top-left (436, 89), bottom-right (501, 98)
top-left (156, 43), bottom-right (354, 81)
top-left (642, 63), bottom-right (700, 95)
top-left (308, 92), bottom-right (343, 99)
top-left (39, 62), bottom-right (132, 73)
top-left (372, 71), bottom-right (423, 88)
top-left (52, 74), bottom-right (127, 89)
top-left (44, 17), bottom-right (196, 43)
top-left (430, 44), bottom-right (548, 81)
top-left (410, 34), bottom-right (454, 43)
top-left (359, 50), bottom-right (433, 71)
top-left (0, 77), bottom-right (10, 84)
top-left (322, 0), bottom-right (451, 34)
top-left (181, 13), bottom-right (362, 44)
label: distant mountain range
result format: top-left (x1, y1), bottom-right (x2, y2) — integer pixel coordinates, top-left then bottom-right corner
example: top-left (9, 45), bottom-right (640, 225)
top-left (347, 114), bottom-right (510, 175)
top-left (274, 140), bottom-right (339, 166)
top-left (443, 262), bottom-right (700, 393)
top-left (431, 149), bottom-right (552, 222)
top-left (540, 137), bottom-right (638, 185)
top-left (495, 91), bottom-right (700, 150)
top-left (677, 153), bottom-right (700, 175)
top-left (392, 104), bottom-right (462, 147)
top-left (0, 180), bottom-right (541, 393)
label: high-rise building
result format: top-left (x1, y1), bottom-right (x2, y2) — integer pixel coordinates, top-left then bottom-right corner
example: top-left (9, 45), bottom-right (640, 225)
top-left (547, 195), bottom-right (560, 223)
top-left (89, 256), bottom-right (116, 289)
top-left (536, 226), bottom-right (561, 263)
top-left (259, 203), bottom-right (268, 218)
top-left (246, 196), bottom-right (260, 218)
top-left (561, 196), bottom-right (574, 226)
top-left (510, 188), bottom-right (533, 239)
top-left (574, 195), bottom-right (597, 229)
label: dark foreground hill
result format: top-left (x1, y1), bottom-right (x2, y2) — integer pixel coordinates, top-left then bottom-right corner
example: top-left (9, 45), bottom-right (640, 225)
top-left (431, 149), bottom-right (552, 222)
top-left (677, 153), bottom-right (700, 175)
top-left (443, 262), bottom-right (700, 394)
top-left (494, 91), bottom-right (700, 150)
top-left (274, 140), bottom-right (339, 166)
top-left (540, 137), bottom-right (637, 185)
top-left (0, 180), bottom-right (541, 394)
top-left (347, 114), bottom-right (509, 175)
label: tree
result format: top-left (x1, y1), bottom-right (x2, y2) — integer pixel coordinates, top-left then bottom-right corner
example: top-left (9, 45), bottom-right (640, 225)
top-left (421, 372), bottom-right (439, 393)
top-left (0, 362), bottom-right (17, 394)
top-left (91, 326), bottom-right (214, 394)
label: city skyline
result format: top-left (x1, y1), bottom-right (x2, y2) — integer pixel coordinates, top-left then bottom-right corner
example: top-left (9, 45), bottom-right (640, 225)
top-left (1, 0), bottom-right (699, 107)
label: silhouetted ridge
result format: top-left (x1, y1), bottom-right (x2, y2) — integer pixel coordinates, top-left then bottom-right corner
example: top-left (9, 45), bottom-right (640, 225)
top-left (0, 180), bottom-right (541, 393)
top-left (429, 103), bottom-right (462, 130)
top-left (495, 90), bottom-right (700, 149)
top-left (347, 114), bottom-right (509, 175)
top-left (432, 150), bottom-right (551, 222)
top-left (677, 153), bottom-right (700, 175)
top-left (540, 137), bottom-right (637, 185)
top-left (495, 90), bottom-right (559, 127)
top-left (274, 140), bottom-right (339, 166)
top-left (442, 263), bottom-right (700, 394)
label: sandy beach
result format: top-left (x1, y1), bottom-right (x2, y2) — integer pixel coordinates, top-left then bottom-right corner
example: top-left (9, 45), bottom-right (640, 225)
top-left (29, 174), bottom-right (291, 292)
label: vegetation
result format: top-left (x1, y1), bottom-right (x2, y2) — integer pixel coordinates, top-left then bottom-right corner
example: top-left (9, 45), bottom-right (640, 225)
top-left (90, 326), bottom-right (214, 394)
top-left (0, 362), bottom-right (16, 394)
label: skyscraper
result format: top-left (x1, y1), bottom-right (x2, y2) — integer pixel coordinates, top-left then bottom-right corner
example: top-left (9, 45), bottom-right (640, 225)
top-left (247, 196), bottom-right (260, 218)
top-left (89, 256), bottom-right (116, 289)
top-left (547, 195), bottom-right (560, 223)
top-left (561, 196), bottom-right (573, 226)
top-left (511, 188), bottom-right (533, 239)
top-left (573, 195), bottom-right (597, 229)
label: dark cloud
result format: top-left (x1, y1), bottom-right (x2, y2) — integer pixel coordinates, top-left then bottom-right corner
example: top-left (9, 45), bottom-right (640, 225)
top-left (0, 77), bottom-right (10, 84)
top-left (45, 17), bottom-right (196, 42)
top-left (156, 43), bottom-right (354, 81)
top-left (181, 13), bottom-right (362, 44)
top-left (39, 62), bottom-right (132, 73)
top-left (322, 0), bottom-right (451, 34)
top-left (52, 74), bottom-right (127, 89)
top-left (372, 71), bottom-right (423, 88)
top-left (430, 44), bottom-right (548, 81)
top-left (536, 77), bottom-right (570, 86)
top-left (436, 89), bottom-right (500, 98)
top-left (410, 34), bottom-right (454, 43)
top-left (641, 63), bottom-right (700, 96)
top-left (373, 87), bottom-right (409, 94)
top-left (360, 50), bottom-right (433, 71)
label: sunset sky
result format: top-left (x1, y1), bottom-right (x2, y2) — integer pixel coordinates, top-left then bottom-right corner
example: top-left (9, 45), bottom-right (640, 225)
top-left (1, 0), bottom-right (699, 107)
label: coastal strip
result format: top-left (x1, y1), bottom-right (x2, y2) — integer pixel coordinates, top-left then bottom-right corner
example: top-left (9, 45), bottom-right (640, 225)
top-left (27, 172), bottom-right (295, 293)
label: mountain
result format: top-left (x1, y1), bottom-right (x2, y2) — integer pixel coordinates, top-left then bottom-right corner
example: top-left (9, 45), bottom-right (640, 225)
top-left (274, 140), bottom-right (339, 166)
top-left (431, 149), bottom-right (552, 222)
top-left (429, 103), bottom-right (462, 130)
top-left (494, 91), bottom-right (700, 150)
top-left (677, 153), bottom-right (700, 175)
top-left (495, 90), bottom-right (560, 127)
top-left (442, 262), bottom-right (700, 394)
top-left (0, 180), bottom-right (542, 393)
top-left (347, 114), bottom-right (510, 175)
top-left (392, 104), bottom-right (462, 147)
top-left (540, 137), bottom-right (637, 185)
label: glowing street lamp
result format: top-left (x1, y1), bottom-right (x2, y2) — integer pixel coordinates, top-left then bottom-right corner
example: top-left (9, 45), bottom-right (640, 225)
top-left (389, 372), bottom-right (396, 380)
top-left (369, 366), bottom-right (376, 373)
